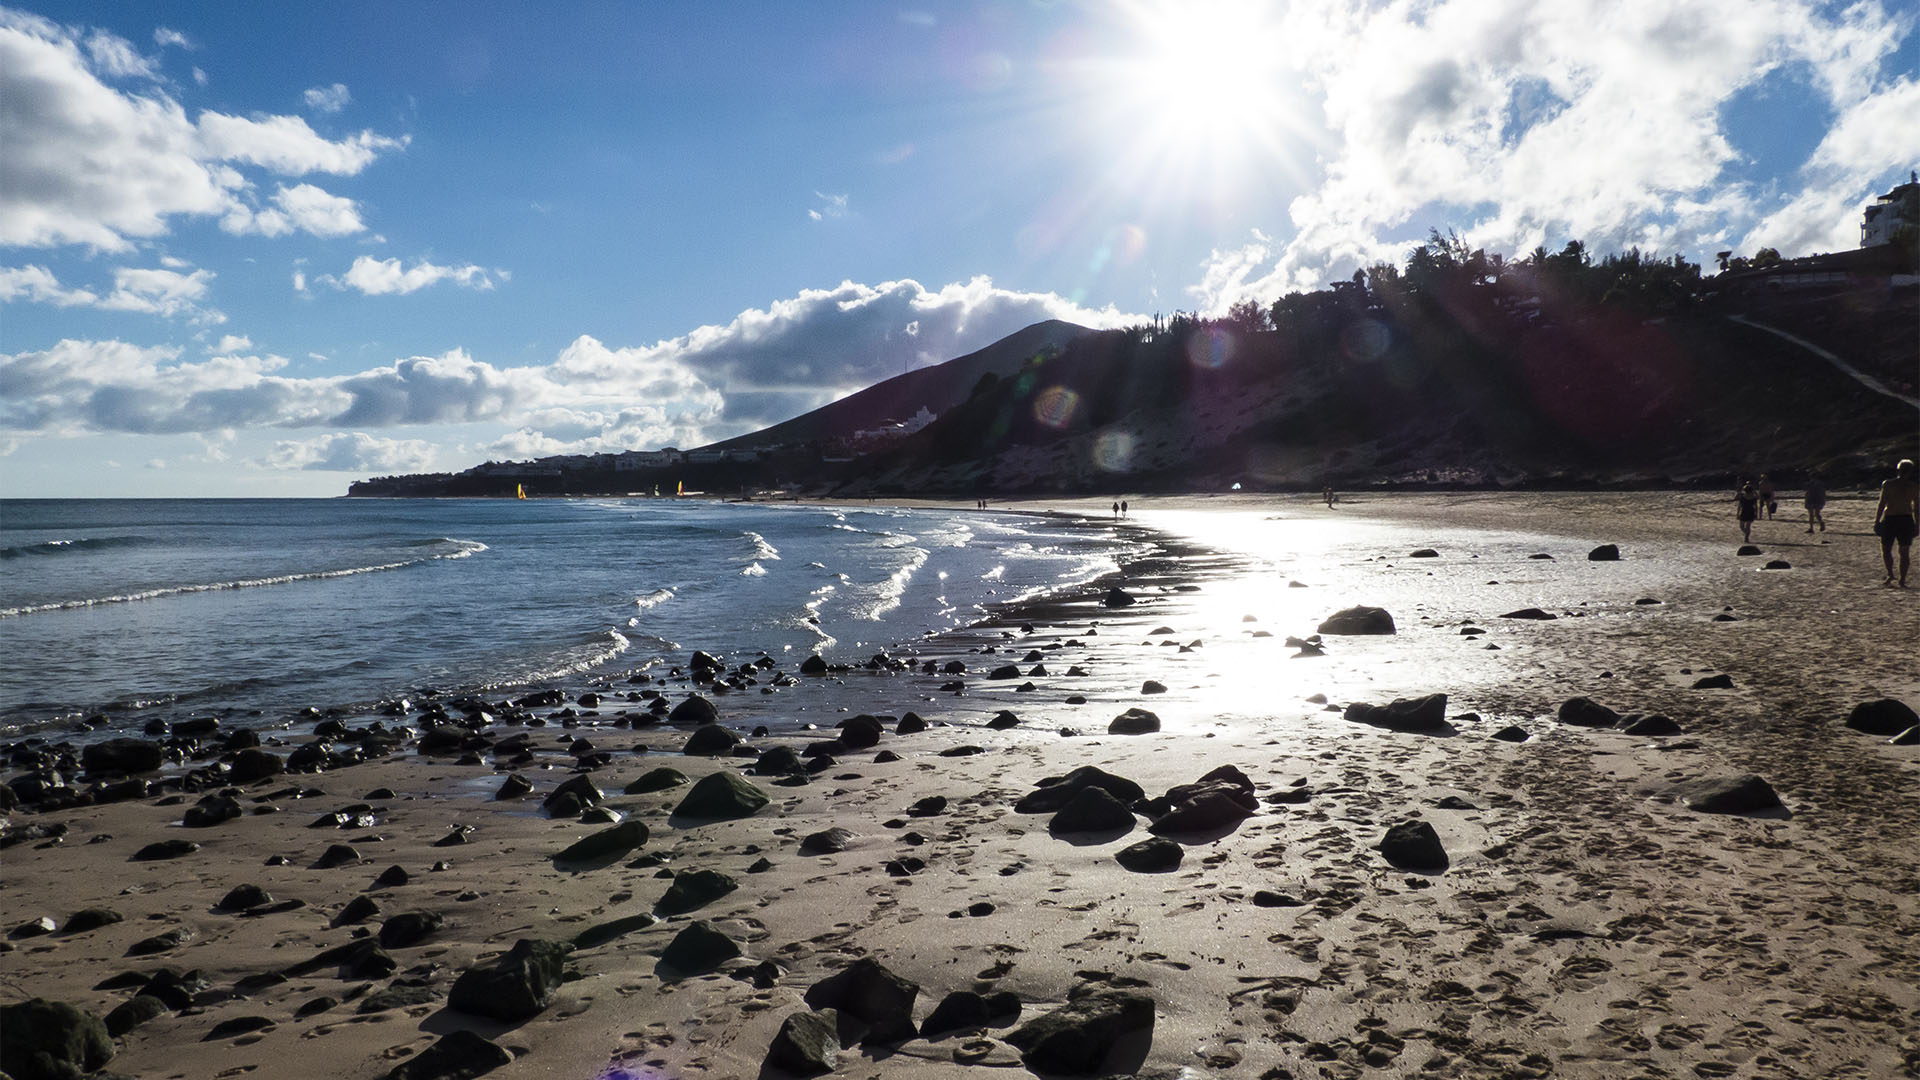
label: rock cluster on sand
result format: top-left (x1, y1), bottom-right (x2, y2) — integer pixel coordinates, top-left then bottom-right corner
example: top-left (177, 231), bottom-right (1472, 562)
top-left (447, 939), bottom-right (573, 1021)
top-left (0, 998), bottom-right (114, 1080)
top-left (1004, 980), bottom-right (1155, 1074)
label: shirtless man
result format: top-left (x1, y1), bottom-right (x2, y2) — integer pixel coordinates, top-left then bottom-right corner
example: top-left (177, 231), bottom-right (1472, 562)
top-left (1873, 459), bottom-right (1919, 587)
top-left (1803, 475), bottom-right (1827, 533)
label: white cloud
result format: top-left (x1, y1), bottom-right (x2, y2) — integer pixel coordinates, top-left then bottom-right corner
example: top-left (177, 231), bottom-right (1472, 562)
top-left (808, 192), bottom-right (850, 221)
top-left (267, 431), bottom-right (437, 472)
top-left (0, 263), bottom-right (221, 321)
top-left (1742, 77), bottom-right (1920, 253)
top-left (0, 276), bottom-right (1136, 453)
top-left (324, 255), bottom-right (499, 295)
top-left (0, 11), bottom-right (404, 251)
top-left (1186, 0), bottom-right (1915, 309)
top-left (0, 264), bottom-right (99, 306)
top-left (153, 27), bottom-right (191, 51)
top-left (302, 82), bottom-right (351, 114)
top-left (214, 334), bottom-right (253, 354)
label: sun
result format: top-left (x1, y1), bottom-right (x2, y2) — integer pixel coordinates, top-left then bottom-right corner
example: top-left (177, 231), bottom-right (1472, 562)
top-left (1105, 0), bottom-right (1297, 166)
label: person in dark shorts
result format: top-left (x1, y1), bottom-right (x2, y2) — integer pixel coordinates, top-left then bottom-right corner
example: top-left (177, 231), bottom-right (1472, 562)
top-left (1735, 481), bottom-right (1760, 542)
top-left (1758, 474), bottom-right (1777, 519)
top-left (1803, 475), bottom-right (1827, 533)
top-left (1873, 459), bottom-right (1919, 587)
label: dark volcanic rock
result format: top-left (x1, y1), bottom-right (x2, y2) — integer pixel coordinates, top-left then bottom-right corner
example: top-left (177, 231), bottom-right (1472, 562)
top-left (1737, 544), bottom-right (1763, 556)
top-left (1674, 773), bottom-right (1783, 814)
top-left (494, 773), bottom-right (534, 800)
top-left (373, 864), bottom-right (410, 887)
top-left (1558, 696), bottom-right (1621, 728)
top-left (315, 843), bottom-right (363, 868)
top-left (896, 713), bottom-right (927, 735)
top-left (654, 869), bottom-right (739, 915)
top-left (355, 985), bottom-right (440, 1013)
top-left (1109, 709), bottom-right (1161, 736)
top-left (682, 723), bottom-right (740, 755)
top-left (751, 745), bottom-right (806, 776)
top-left (555, 820), bottom-right (650, 865)
top-left (766, 1009), bottom-right (840, 1076)
top-left (800, 654), bottom-right (829, 675)
top-left (572, 913), bottom-right (658, 949)
top-left (126, 928), bottom-right (191, 955)
top-left (183, 794), bottom-right (243, 828)
top-left (1317, 605), bottom-right (1395, 635)
top-left (61, 907), bottom-right (122, 934)
top-left (0, 998), bottom-right (114, 1080)
top-left (1102, 586), bottom-right (1136, 608)
top-left (286, 938), bottom-right (395, 979)
top-left (672, 771), bottom-right (770, 820)
top-left (81, 737), bottom-right (163, 776)
top-left (1587, 544), bottom-right (1621, 561)
top-left (1501, 607), bottom-right (1558, 620)
top-left (1345, 693), bottom-right (1449, 733)
top-left (799, 827), bottom-right (855, 855)
top-left (667, 695), bottom-right (720, 725)
top-left (1622, 714), bottom-right (1683, 736)
top-left (1378, 820), bottom-right (1449, 871)
top-left (839, 714), bottom-right (885, 749)
top-left (381, 1029), bottom-right (512, 1080)
top-left (1015, 766), bottom-right (1145, 814)
top-left (202, 1015), bottom-right (274, 1040)
top-left (1139, 680), bottom-right (1167, 695)
top-left (227, 748), bottom-right (284, 782)
top-left (1005, 986), bottom-right (1155, 1075)
top-left (803, 955), bottom-right (920, 1046)
top-left (986, 709), bottom-right (1020, 730)
top-left (659, 920), bottom-right (740, 976)
top-left (217, 885), bottom-right (273, 912)
top-left (104, 994), bottom-right (170, 1037)
top-left (1691, 674), bottom-right (1735, 689)
top-left (1845, 698), bottom-right (1918, 736)
top-left (920, 990), bottom-right (1019, 1038)
top-left (624, 767), bottom-right (689, 794)
top-left (447, 938), bottom-right (574, 1021)
top-left (378, 911), bottom-right (445, 948)
top-left (332, 894), bottom-right (381, 926)
top-left (542, 774), bottom-right (604, 813)
top-left (1049, 787), bottom-right (1136, 836)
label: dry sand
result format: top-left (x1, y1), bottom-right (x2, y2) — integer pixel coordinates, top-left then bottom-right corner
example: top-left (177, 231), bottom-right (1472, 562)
top-left (3, 493), bottom-right (1916, 1080)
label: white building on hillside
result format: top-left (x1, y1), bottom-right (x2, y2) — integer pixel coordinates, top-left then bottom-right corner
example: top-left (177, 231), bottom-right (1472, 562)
top-left (1861, 172), bottom-right (1918, 247)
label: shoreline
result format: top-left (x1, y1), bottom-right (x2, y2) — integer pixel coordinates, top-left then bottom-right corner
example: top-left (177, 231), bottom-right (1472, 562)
top-left (3, 494), bottom-right (1916, 1080)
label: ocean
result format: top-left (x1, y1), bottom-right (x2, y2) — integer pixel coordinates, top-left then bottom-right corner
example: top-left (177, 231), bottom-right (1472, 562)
top-left (0, 498), bottom-right (1143, 739)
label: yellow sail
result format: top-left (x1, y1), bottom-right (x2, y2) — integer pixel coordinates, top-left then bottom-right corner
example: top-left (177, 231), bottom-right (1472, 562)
top-left (516, 483), bottom-right (526, 499)
top-left (676, 480), bottom-right (683, 496)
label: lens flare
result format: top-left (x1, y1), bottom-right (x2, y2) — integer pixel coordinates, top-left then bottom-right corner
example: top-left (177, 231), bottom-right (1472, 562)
top-left (1093, 429), bottom-right (1136, 473)
top-left (1187, 326), bottom-right (1236, 370)
top-left (1033, 385), bottom-right (1081, 429)
top-left (1340, 319), bottom-right (1390, 364)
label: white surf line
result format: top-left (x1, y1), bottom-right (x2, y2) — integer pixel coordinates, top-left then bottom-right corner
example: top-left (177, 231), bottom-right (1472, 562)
top-left (1726, 314), bottom-right (1920, 410)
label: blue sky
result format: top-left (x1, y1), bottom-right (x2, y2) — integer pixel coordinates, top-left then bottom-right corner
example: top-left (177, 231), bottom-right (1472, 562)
top-left (3, 0), bottom-right (1916, 497)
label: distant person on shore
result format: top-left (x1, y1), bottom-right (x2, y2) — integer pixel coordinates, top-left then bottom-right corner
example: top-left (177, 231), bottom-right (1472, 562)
top-left (1112, 501), bottom-right (1120, 517)
top-left (1736, 481), bottom-right (1760, 542)
top-left (1324, 485), bottom-right (1336, 508)
top-left (1873, 459), bottom-right (1919, 587)
top-left (1758, 474), bottom-right (1778, 519)
top-left (1121, 500), bottom-right (1128, 516)
top-left (1803, 475), bottom-right (1827, 533)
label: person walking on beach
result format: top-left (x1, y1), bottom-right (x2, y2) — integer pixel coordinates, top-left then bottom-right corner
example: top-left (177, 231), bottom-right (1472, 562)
top-left (1873, 458), bottom-right (1919, 587)
top-left (1804, 475), bottom-right (1827, 533)
top-left (1112, 501), bottom-right (1120, 517)
top-left (1758, 474), bottom-right (1778, 519)
top-left (1735, 481), bottom-right (1760, 542)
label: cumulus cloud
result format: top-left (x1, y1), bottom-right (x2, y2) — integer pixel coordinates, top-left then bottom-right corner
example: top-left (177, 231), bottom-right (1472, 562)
top-left (153, 27), bottom-right (191, 50)
top-left (321, 255), bottom-right (499, 295)
top-left (0, 264), bottom-right (222, 321)
top-left (1188, 0), bottom-right (1917, 308)
top-left (302, 82), bottom-right (350, 113)
top-left (222, 183), bottom-right (366, 238)
top-left (214, 334), bottom-right (253, 353)
top-left (267, 431), bottom-right (436, 472)
top-left (0, 11), bottom-right (404, 251)
top-left (0, 276), bottom-right (1136, 453)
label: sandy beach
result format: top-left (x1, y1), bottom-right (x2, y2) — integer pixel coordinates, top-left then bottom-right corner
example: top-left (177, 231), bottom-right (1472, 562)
top-left (4, 493), bottom-right (1916, 1080)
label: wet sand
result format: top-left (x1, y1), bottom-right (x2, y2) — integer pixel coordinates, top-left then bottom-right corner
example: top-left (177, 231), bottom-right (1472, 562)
top-left (3, 493), bottom-right (1916, 1080)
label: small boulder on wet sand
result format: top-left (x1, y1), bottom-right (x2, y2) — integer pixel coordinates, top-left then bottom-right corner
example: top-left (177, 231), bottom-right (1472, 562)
top-left (660, 920), bottom-right (741, 976)
top-left (1378, 820), bottom-right (1449, 871)
top-left (377, 911), bottom-right (444, 949)
top-left (920, 990), bottom-right (1021, 1039)
top-left (381, 1029), bottom-right (512, 1080)
top-left (1049, 787), bottom-right (1136, 836)
top-left (1005, 984), bottom-right (1156, 1075)
top-left (542, 774), bottom-right (604, 813)
top-left (494, 773), bottom-right (534, 800)
top-left (1622, 714), bottom-right (1683, 736)
top-left (1673, 773), bottom-right (1783, 814)
top-left (1844, 698), bottom-right (1918, 736)
top-left (839, 714), bottom-right (885, 748)
top-left (798, 827), bottom-right (855, 855)
top-left (682, 724), bottom-right (740, 755)
top-left (554, 820), bottom-right (650, 865)
top-left (1115, 837), bottom-right (1183, 872)
top-left (765, 1010), bottom-right (840, 1076)
top-left (227, 747), bottom-right (284, 782)
top-left (1103, 587), bottom-right (1136, 608)
top-left (1015, 766), bottom-right (1145, 814)
top-left (447, 938), bottom-right (574, 1021)
top-left (1317, 606), bottom-right (1395, 635)
top-left (1588, 544), bottom-right (1620, 561)
top-left (1345, 693), bottom-right (1448, 733)
top-left (1146, 765), bottom-right (1257, 835)
top-left (1558, 696), bottom-right (1620, 728)
top-left (624, 767), bottom-right (688, 794)
top-left (654, 869), bottom-right (739, 915)
top-left (61, 908), bottom-right (122, 934)
top-left (0, 998), bottom-right (114, 1080)
top-left (80, 737), bottom-right (163, 776)
top-left (104, 994), bottom-right (170, 1037)
top-left (672, 771), bottom-right (769, 820)
top-left (1691, 674), bottom-right (1734, 689)
top-left (132, 839), bottom-right (199, 861)
top-left (803, 955), bottom-right (921, 1046)
top-left (667, 694), bottom-right (719, 725)
top-left (216, 885), bottom-right (273, 912)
